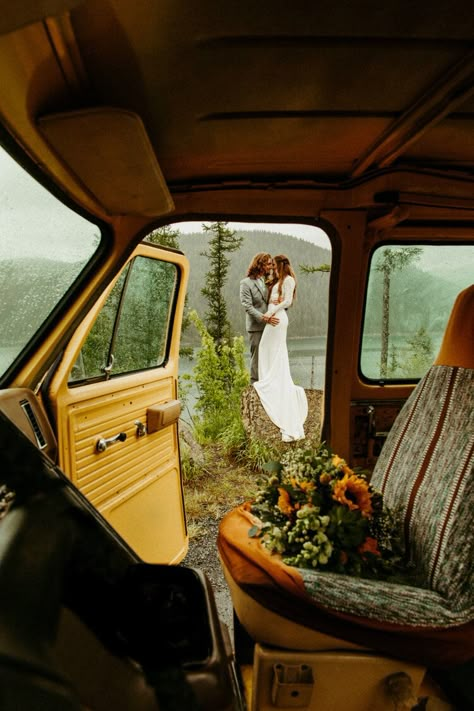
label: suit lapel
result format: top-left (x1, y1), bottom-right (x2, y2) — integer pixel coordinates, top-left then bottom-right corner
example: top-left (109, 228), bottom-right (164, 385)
top-left (254, 278), bottom-right (267, 301)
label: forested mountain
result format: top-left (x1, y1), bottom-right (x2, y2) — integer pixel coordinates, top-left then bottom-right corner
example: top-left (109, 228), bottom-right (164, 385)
top-left (178, 230), bottom-right (332, 344)
top-left (364, 252), bottom-right (473, 337)
top-left (0, 257), bottom-right (81, 344)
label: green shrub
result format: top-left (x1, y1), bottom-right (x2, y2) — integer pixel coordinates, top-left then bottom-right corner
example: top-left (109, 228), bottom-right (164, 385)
top-left (189, 311), bottom-right (249, 444)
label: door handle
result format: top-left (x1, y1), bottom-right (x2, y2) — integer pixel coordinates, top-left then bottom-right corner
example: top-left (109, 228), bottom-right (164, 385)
top-left (96, 431), bottom-right (127, 453)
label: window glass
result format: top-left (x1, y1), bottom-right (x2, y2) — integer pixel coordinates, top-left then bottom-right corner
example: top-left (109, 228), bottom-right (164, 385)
top-left (70, 269), bottom-right (129, 381)
top-left (70, 256), bottom-right (177, 383)
top-left (0, 145), bottom-right (100, 377)
top-left (361, 244), bottom-right (474, 381)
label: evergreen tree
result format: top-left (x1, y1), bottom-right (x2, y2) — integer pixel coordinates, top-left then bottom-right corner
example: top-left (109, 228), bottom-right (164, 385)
top-left (186, 311), bottom-right (249, 442)
top-left (145, 224), bottom-right (193, 356)
top-left (145, 225), bottom-right (181, 250)
top-left (401, 327), bottom-right (434, 378)
top-left (299, 263), bottom-right (331, 274)
top-left (375, 247), bottom-right (423, 378)
top-left (200, 222), bottom-right (243, 344)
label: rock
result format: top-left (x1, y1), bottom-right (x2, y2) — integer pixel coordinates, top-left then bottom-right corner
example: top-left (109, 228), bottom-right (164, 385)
top-left (178, 419), bottom-right (206, 468)
top-left (241, 386), bottom-right (323, 445)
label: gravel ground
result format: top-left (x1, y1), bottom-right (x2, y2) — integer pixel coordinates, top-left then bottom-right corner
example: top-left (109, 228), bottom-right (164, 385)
top-left (182, 518), bottom-right (235, 636)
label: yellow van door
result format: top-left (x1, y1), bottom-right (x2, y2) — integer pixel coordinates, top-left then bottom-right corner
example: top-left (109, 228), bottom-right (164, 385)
top-left (46, 242), bottom-right (189, 564)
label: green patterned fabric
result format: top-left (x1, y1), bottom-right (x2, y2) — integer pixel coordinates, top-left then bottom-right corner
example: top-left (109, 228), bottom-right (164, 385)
top-left (298, 365), bottom-right (474, 627)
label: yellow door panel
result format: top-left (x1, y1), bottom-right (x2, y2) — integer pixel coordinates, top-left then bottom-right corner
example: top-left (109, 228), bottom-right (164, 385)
top-left (47, 243), bottom-right (189, 563)
top-left (107, 465), bottom-right (186, 564)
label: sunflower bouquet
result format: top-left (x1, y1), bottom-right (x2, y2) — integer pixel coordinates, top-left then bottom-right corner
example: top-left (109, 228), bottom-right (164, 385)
top-left (248, 443), bottom-right (404, 579)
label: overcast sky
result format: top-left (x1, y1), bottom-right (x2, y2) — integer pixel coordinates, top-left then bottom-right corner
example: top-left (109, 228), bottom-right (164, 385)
top-left (0, 146), bottom-right (98, 262)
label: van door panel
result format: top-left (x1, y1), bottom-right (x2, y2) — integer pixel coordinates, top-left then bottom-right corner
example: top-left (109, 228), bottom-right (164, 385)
top-left (47, 244), bottom-right (189, 564)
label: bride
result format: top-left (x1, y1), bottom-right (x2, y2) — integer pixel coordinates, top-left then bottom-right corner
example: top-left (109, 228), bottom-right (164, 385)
top-left (254, 254), bottom-right (308, 442)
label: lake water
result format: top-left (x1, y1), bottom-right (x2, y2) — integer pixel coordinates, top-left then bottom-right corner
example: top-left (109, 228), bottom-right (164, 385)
top-left (179, 336), bottom-right (327, 416)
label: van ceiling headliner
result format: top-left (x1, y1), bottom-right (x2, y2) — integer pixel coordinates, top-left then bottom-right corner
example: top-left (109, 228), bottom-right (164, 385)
top-left (64, 0), bottom-right (474, 191)
top-left (1, 0), bottom-right (473, 211)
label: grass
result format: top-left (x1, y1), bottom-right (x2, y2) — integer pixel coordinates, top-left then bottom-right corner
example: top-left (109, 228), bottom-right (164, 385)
top-left (183, 442), bottom-right (260, 539)
top-left (180, 428), bottom-right (319, 540)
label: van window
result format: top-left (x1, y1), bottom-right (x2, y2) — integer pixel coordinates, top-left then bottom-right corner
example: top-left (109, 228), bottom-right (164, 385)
top-left (69, 256), bottom-right (178, 382)
top-left (0, 145), bottom-right (100, 377)
top-left (360, 244), bottom-right (474, 381)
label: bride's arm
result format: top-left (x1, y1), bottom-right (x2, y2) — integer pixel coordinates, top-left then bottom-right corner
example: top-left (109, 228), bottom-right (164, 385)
top-left (265, 277), bottom-right (295, 315)
top-left (271, 276), bottom-right (296, 313)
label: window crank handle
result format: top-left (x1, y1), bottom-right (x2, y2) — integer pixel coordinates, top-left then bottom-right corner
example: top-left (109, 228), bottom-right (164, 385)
top-left (96, 431), bottom-right (127, 453)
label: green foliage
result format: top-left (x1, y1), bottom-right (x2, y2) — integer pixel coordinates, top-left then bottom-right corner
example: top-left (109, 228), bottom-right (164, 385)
top-left (386, 326), bottom-right (435, 379)
top-left (178, 435), bottom-right (199, 482)
top-left (249, 443), bottom-right (404, 577)
top-left (200, 222), bottom-right (243, 344)
top-left (300, 263), bottom-right (331, 274)
top-left (218, 418), bottom-right (247, 455)
top-left (374, 247), bottom-right (423, 277)
top-left (189, 310), bottom-right (249, 443)
top-left (375, 246), bottom-right (423, 378)
top-left (78, 269), bottom-right (128, 378)
top-left (239, 437), bottom-right (281, 472)
top-left (74, 257), bottom-right (178, 380)
top-left (144, 224), bottom-right (193, 353)
top-left (177, 372), bottom-right (194, 424)
top-left (145, 225), bottom-right (181, 250)
top-left (401, 327), bottom-right (434, 376)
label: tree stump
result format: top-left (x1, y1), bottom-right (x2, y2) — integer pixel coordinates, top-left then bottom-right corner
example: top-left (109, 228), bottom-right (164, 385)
top-left (241, 386), bottom-right (324, 446)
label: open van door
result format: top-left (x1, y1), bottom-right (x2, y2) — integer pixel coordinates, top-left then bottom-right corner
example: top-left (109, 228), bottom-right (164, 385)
top-left (46, 242), bottom-right (189, 564)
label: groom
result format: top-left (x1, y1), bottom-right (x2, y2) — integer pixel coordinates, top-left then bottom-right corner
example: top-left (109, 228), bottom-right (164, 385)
top-left (240, 252), bottom-right (279, 383)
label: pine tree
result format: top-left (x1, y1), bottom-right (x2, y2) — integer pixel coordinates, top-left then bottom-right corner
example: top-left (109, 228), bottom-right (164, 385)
top-left (145, 225), bottom-right (181, 250)
top-left (200, 222), bottom-right (243, 345)
top-left (375, 247), bottom-right (423, 378)
top-left (145, 225), bottom-right (192, 355)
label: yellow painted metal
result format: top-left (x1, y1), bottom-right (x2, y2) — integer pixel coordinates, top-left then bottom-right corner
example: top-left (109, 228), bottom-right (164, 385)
top-left (48, 243), bottom-right (189, 563)
top-left (252, 644), bottom-right (425, 711)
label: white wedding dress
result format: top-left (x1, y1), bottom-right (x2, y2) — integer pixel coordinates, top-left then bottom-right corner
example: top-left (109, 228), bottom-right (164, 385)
top-left (254, 276), bottom-right (308, 441)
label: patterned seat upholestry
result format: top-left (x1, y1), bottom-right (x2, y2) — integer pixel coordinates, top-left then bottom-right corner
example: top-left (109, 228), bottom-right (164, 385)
top-left (218, 285), bottom-right (474, 669)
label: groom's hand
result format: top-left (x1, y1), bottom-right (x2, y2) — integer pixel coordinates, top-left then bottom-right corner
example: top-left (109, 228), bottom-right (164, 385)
top-left (263, 314), bottom-right (279, 326)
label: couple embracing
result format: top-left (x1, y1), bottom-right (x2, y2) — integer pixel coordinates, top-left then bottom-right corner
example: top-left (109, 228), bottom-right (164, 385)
top-left (240, 253), bottom-right (308, 442)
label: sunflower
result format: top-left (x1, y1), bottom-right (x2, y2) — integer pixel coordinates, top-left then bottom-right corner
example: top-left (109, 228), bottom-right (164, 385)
top-left (277, 487), bottom-right (294, 516)
top-left (332, 473), bottom-right (373, 517)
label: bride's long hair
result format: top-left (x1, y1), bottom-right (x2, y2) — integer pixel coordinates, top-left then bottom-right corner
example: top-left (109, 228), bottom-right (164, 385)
top-left (272, 254), bottom-right (296, 301)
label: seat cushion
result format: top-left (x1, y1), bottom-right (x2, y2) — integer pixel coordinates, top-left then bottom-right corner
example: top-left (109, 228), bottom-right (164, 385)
top-left (218, 505), bottom-right (474, 667)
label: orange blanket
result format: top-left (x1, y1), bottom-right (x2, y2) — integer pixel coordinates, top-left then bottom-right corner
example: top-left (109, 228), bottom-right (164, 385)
top-left (217, 504), bottom-right (308, 601)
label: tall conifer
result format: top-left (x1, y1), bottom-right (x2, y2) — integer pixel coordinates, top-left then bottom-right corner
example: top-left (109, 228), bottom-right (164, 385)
top-left (200, 222), bottom-right (243, 345)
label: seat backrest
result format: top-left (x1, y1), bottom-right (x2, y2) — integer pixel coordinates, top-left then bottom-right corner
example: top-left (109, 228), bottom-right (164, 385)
top-left (371, 285), bottom-right (474, 606)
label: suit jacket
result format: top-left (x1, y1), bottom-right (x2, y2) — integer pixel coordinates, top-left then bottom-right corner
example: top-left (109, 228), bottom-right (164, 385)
top-left (240, 277), bottom-right (268, 332)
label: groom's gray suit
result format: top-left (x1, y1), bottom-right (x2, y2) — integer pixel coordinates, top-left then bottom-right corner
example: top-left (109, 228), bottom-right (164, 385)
top-left (240, 276), bottom-right (268, 382)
